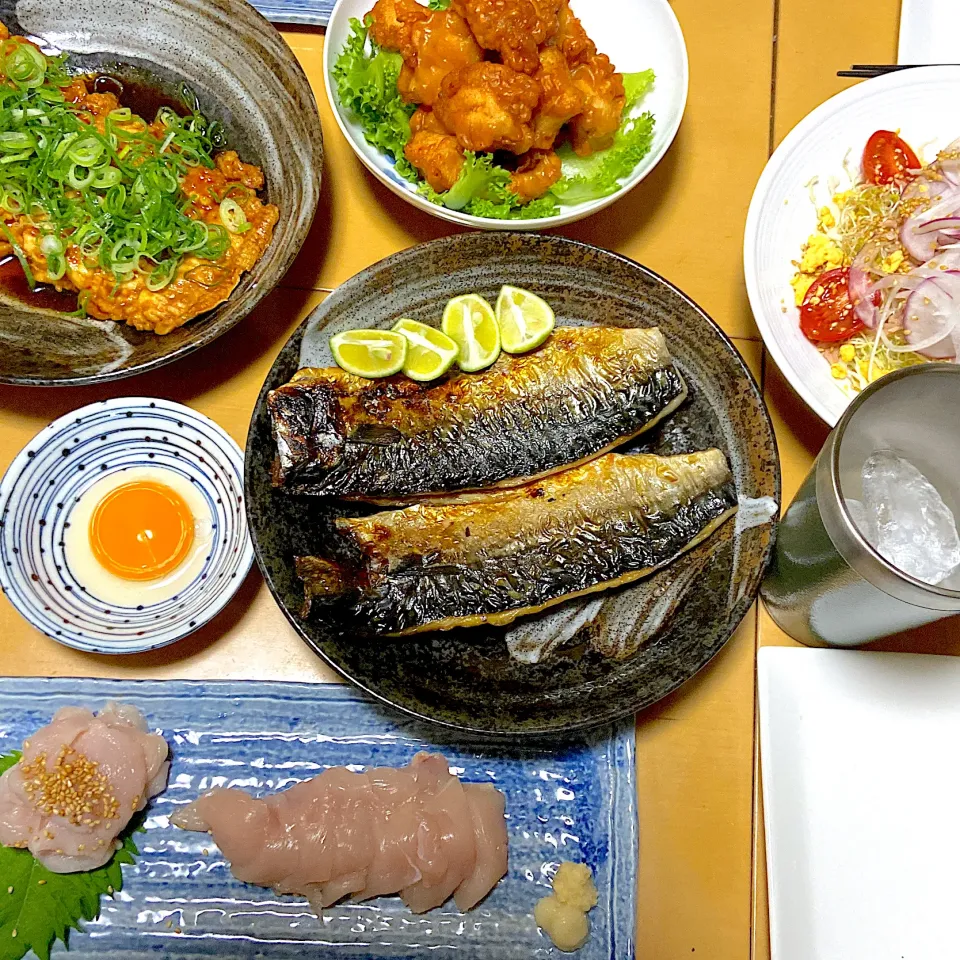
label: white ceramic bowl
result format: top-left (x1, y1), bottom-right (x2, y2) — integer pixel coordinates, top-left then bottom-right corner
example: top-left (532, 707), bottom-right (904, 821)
top-left (0, 399), bottom-right (253, 654)
top-left (323, 0), bottom-right (688, 231)
top-left (744, 66), bottom-right (960, 426)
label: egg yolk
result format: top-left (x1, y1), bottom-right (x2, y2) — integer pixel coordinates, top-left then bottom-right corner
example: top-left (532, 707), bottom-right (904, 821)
top-left (88, 481), bottom-right (195, 581)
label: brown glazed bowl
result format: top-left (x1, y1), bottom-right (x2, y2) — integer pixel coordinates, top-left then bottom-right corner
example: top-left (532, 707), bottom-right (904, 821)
top-left (246, 234), bottom-right (780, 737)
top-left (0, 0), bottom-right (322, 385)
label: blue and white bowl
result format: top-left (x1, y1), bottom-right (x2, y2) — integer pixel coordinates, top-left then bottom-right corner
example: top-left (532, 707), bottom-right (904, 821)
top-left (0, 398), bottom-right (253, 654)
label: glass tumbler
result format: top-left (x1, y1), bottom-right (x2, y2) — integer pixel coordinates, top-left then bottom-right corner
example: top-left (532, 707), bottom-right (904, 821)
top-left (762, 363), bottom-right (960, 647)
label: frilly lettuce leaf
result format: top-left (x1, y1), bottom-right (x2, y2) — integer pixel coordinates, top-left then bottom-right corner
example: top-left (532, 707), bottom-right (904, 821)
top-left (420, 152), bottom-right (561, 220)
top-left (332, 18), bottom-right (418, 181)
top-left (551, 69), bottom-right (657, 205)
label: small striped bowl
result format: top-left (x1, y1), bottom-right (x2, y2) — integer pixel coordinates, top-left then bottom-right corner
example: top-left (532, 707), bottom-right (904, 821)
top-left (0, 398), bottom-right (253, 654)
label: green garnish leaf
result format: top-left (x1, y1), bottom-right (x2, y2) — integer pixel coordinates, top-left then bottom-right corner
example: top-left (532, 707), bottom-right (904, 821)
top-left (0, 752), bottom-right (143, 960)
top-left (551, 70), bottom-right (657, 205)
top-left (427, 0), bottom-right (453, 8)
top-left (420, 151), bottom-right (561, 220)
top-left (332, 18), bottom-right (418, 180)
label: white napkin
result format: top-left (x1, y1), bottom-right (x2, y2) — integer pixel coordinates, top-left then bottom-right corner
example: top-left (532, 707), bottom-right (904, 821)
top-left (898, 0), bottom-right (960, 64)
top-left (759, 647), bottom-right (960, 960)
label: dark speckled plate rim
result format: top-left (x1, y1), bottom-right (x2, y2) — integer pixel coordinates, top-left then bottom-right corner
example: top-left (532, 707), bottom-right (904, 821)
top-left (0, 0), bottom-right (323, 388)
top-left (245, 232), bottom-right (781, 738)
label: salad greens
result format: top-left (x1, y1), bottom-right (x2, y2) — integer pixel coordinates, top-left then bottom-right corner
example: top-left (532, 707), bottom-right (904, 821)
top-left (332, 16), bottom-right (657, 220)
top-left (0, 752), bottom-right (143, 960)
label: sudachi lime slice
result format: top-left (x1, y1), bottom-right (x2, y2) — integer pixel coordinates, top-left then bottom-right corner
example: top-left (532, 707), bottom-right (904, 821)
top-left (391, 318), bottom-right (459, 382)
top-left (495, 286), bottom-right (556, 354)
top-left (330, 329), bottom-right (408, 378)
top-left (441, 294), bottom-right (501, 372)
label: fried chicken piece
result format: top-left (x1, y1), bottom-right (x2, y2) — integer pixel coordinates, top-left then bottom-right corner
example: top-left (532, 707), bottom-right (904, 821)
top-left (369, 0), bottom-right (431, 59)
top-left (569, 52), bottom-right (625, 156)
top-left (532, 46), bottom-right (585, 150)
top-left (397, 10), bottom-right (482, 106)
top-left (452, 0), bottom-right (561, 74)
top-left (435, 62), bottom-right (541, 155)
top-left (404, 131), bottom-right (465, 192)
top-left (554, 0), bottom-right (595, 67)
top-left (509, 148), bottom-right (562, 202)
top-left (410, 106), bottom-right (451, 135)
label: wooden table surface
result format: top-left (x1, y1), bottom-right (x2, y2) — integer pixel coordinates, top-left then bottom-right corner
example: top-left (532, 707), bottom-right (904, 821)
top-left (0, 0), bottom-right (935, 956)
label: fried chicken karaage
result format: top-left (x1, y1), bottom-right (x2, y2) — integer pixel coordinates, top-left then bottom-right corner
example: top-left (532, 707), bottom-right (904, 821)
top-left (404, 131), bottom-right (465, 192)
top-left (451, 0), bottom-right (560, 75)
top-left (509, 148), bottom-right (562, 201)
top-left (366, 0), bottom-right (633, 205)
top-left (532, 46), bottom-right (585, 150)
top-left (568, 52), bottom-right (626, 156)
top-left (397, 10), bottom-right (482, 105)
top-left (435, 62), bottom-right (541, 154)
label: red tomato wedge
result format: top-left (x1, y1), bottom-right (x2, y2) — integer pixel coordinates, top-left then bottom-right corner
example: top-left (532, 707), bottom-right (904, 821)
top-left (862, 130), bottom-right (920, 185)
top-left (799, 268), bottom-right (865, 343)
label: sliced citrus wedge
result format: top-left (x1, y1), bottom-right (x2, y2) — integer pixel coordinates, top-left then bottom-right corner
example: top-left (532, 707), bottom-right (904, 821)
top-left (496, 286), bottom-right (556, 354)
top-left (391, 318), bottom-right (459, 382)
top-left (330, 329), bottom-right (408, 378)
top-left (441, 294), bottom-right (501, 372)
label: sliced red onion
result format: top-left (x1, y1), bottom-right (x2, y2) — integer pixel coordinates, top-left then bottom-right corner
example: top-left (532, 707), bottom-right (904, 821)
top-left (849, 245), bottom-right (879, 327)
top-left (902, 276), bottom-right (960, 357)
top-left (902, 219), bottom-right (940, 261)
top-left (916, 216), bottom-right (960, 235)
top-left (903, 177), bottom-right (951, 202)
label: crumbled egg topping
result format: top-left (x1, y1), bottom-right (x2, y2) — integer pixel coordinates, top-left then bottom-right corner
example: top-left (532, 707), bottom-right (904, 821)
top-left (791, 233), bottom-right (845, 305)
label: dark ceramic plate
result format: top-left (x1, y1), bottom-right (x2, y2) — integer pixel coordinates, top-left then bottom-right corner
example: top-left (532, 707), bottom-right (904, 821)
top-left (0, 0), bottom-right (322, 385)
top-left (246, 234), bottom-right (780, 736)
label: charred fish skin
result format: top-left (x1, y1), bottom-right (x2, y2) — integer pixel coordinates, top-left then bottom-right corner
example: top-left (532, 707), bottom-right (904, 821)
top-left (296, 451), bottom-right (737, 636)
top-left (269, 327), bottom-right (686, 502)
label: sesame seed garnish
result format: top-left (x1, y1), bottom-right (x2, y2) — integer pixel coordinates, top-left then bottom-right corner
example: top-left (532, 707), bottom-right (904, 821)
top-left (20, 746), bottom-right (119, 826)
top-left (6, 887), bottom-right (12, 895)
top-left (37, 880), bottom-right (46, 886)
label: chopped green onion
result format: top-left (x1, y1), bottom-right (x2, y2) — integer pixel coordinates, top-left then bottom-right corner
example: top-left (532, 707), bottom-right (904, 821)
top-left (219, 197), bottom-right (250, 234)
top-left (67, 136), bottom-right (104, 166)
top-left (0, 222), bottom-right (35, 289)
top-left (40, 233), bottom-right (66, 280)
top-left (146, 257), bottom-right (178, 291)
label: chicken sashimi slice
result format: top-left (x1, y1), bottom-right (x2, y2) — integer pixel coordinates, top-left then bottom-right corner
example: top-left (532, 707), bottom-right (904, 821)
top-left (0, 703), bottom-right (169, 873)
top-left (454, 784), bottom-right (509, 910)
top-left (172, 751), bottom-right (509, 915)
top-left (401, 773), bottom-right (477, 913)
top-left (354, 766), bottom-right (426, 900)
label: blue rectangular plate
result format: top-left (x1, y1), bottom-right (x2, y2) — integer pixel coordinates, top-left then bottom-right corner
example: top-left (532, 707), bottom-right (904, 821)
top-left (0, 678), bottom-right (637, 958)
top-left (251, 0), bottom-right (334, 26)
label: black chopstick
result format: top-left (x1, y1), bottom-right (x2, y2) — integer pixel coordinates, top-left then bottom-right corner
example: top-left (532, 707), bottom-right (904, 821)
top-left (839, 64), bottom-right (959, 78)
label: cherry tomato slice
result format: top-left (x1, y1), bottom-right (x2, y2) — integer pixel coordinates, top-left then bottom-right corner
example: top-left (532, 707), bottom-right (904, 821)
top-left (799, 268), bottom-right (865, 343)
top-left (862, 130), bottom-right (920, 185)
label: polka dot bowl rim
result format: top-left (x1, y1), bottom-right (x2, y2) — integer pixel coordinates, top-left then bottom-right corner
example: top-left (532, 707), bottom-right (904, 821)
top-left (0, 398), bottom-right (254, 655)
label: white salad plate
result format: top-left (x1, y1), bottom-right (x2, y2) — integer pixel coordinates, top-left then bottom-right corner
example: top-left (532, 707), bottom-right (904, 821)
top-left (759, 647), bottom-right (960, 960)
top-left (323, 0), bottom-right (688, 231)
top-left (744, 66), bottom-right (960, 426)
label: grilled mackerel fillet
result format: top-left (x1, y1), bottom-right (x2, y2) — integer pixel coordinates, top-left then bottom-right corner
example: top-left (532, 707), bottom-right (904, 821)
top-left (269, 326), bottom-right (686, 503)
top-left (296, 450), bottom-right (736, 636)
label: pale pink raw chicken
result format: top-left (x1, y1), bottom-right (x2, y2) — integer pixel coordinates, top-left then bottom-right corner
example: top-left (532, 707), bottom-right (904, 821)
top-left (0, 703), bottom-right (169, 873)
top-left (171, 751), bottom-right (508, 914)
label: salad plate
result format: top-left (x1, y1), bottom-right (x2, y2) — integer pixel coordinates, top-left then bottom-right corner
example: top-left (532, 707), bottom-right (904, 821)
top-left (245, 232), bottom-right (779, 736)
top-left (322, 0), bottom-right (688, 231)
top-left (0, 676), bottom-right (638, 959)
top-left (745, 66), bottom-right (960, 426)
